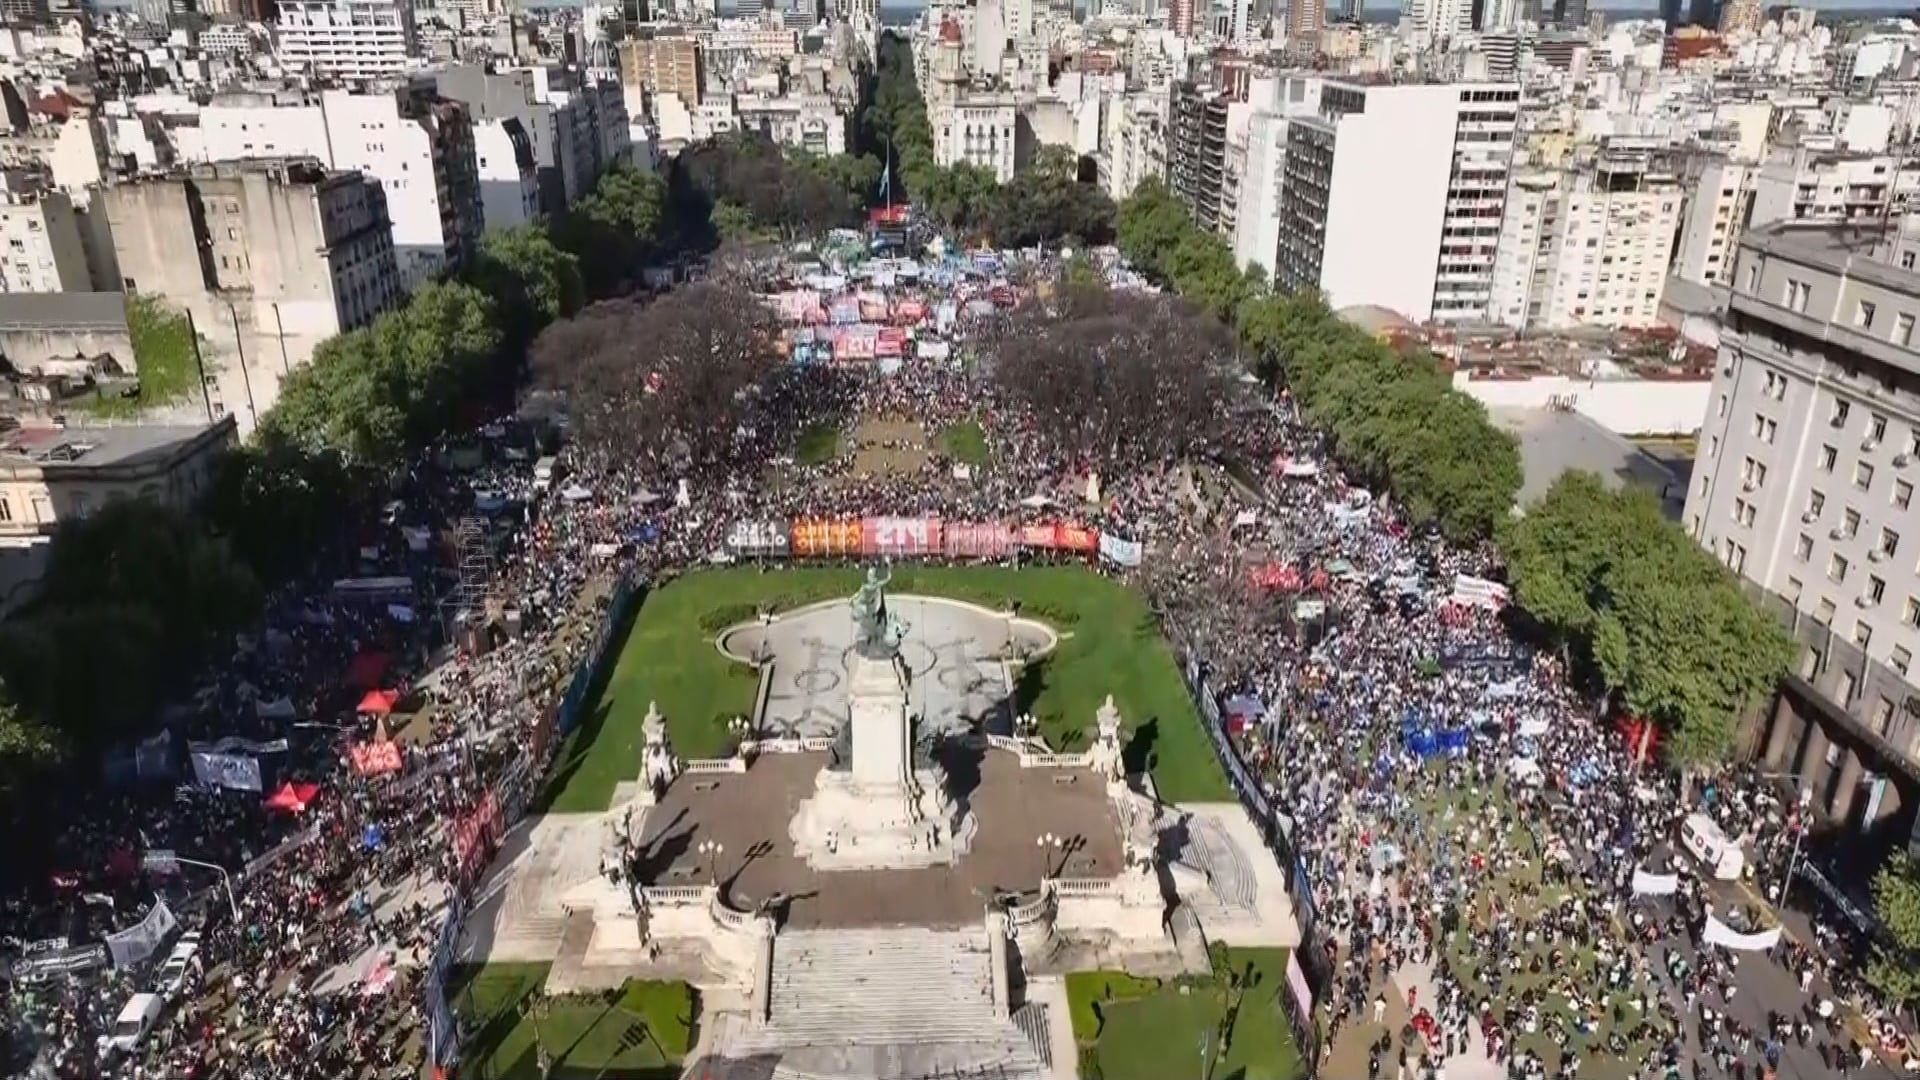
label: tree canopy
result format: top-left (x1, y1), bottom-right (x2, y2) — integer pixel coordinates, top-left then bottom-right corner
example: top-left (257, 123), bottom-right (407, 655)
top-left (263, 281), bottom-right (502, 465)
top-left (1498, 472), bottom-right (1793, 766)
top-left (1869, 853), bottom-right (1920, 1012)
top-left (989, 287), bottom-right (1233, 471)
top-left (530, 281), bottom-right (780, 469)
top-left (0, 500), bottom-right (261, 777)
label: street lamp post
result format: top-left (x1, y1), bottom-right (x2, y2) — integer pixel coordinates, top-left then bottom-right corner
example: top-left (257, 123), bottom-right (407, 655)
top-left (144, 851), bottom-right (238, 925)
top-left (697, 839), bottom-right (725, 886)
top-left (1036, 832), bottom-right (1061, 883)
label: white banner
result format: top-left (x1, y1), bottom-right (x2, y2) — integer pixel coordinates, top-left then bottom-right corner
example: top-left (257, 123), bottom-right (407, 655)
top-left (1098, 534), bottom-right (1143, 568)
top-left (1632, 869), bottom-right (1681, 896)
top-left (1702, 916), bottom-right (1782, 952)
top-left (105, 899), bottom-right (178, 969)
top-left (190, 751), bottom-right (262, 792)
top-left (1450, 573), bottom-right (1510, 611)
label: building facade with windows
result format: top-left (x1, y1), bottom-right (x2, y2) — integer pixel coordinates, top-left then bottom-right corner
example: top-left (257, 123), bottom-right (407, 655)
top-left (1272, 80), bottom-right (1518, 324)
top-left (1688, 221), bottom-right (1920, 836)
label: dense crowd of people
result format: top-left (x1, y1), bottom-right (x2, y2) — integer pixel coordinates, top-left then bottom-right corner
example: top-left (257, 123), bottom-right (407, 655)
top-left (0, 241), bottom-right (1907, 1080)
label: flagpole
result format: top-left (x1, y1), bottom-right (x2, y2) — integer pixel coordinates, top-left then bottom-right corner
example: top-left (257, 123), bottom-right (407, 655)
top-left (885, 133), bottom-right (894, 214)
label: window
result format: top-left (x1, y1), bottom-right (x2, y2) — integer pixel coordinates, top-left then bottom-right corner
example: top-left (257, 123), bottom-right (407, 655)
top-left (1899, 480), bottom-right (1914, 511)
top-left (1868, 576), bottom-right (1886, 605)
top-left (1873, 414), bottom-right (1889, 443)
top-left (1753, 414), bottom-right (1778, 444)
top-left (1763, 370), bottom-right (1787, 400)
top-left (1796, 533), bottom-right (1814, 561)
top-left (1821, 445), bottom-right (1838, 472)
top-left (1844, 508), bottom-right (1861, 537)
top-left (1858, 299), bottom-right (1879, 327)
top-left (1875, 696), bottom-right (1896, 736)
top-left (1723, 538), bottom-right (1746, 573)
top-left (1830, 552), bottom-right (1851, 582)
top-left (1717, 394), bottom-right (1729, 418)
top-left (1787, 278), bottom-right (1812, 312)
top-left (1708, 435), bottom-right (1719, 458)
top-left (1833, 399), bottom-right (1852, 427)
top-left (0, 498), bottom-right (11, 522)
top-left (1882, 528), bottom-right (1901, 557)
top-left (1899, 312), bottom-right (1916, 347)
top-left (1818, 597), bottom-right (1838, 624)
top-left (1810, 490), bottom-right (1827, 517)
top-left (1788, 576), bottom-right (1804, 600)
top-left (1858, 461), bottom-right (1877, 491)
top-left (1905, 596), bottom-right (1920, 627)
top-left (1743, 458), bottom-right (1769, 488)
top-left (1895, 645), bottom-right (1912, 676)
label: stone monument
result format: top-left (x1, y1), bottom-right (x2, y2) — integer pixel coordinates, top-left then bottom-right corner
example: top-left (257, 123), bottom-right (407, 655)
top-left (789, 566), bottom-right (977, 869)
top-left (638, 702), bottom-right (680, 806)
top-left (1088, 694), bottom-right (1127, 783)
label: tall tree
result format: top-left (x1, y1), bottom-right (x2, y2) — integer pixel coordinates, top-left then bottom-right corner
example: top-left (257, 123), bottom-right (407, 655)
top-left (1869, 854), bottom-right (1920, 1012)
top-left (1116, 180), bottom-right (1193, 281)
top-left (531, 282), bottom-right (780, 468)
top-left (473, 224), bottom-right (585, 342)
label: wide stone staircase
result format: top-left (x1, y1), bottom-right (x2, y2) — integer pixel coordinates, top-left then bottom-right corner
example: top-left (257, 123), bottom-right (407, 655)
top-left (718, 928), bottom-right (1045, 1079)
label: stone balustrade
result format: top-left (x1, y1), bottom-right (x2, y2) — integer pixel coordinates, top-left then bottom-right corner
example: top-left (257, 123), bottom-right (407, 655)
top-left (683, 757), bottom-right (748, 774)
top-left (1048, 876), bottom-right (1121, 898)
top-left (642, 885), bottom-right (713, 905)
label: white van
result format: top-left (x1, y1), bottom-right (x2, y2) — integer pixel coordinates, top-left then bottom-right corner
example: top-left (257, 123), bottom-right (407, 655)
top-left (108, 993), bottom-right (164, 1053)
top-left (532, 456), bottom-right (561, 491)
top-left (1680, 812), bottom-right (1746, 881)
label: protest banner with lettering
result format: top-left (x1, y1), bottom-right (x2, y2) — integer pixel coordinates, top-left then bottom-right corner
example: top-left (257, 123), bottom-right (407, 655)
top-left (789, 519), bottom-right (864, 557)
top-left (1055, 525), bottom-right (1097, 553)
top-left (863, 516), bottom-right (942, 557)
top-left (350, 741), bottom-right (404, 777)
top-left (727, 520), bottom-right (790, 557)
top-left (190, 751), bottom-right (263, 792)
top-left (1098, 534), bottom-right (1144, 568)
top-left (943, 522), bottom-right (1018, 558)
top-left (105, 900), bottom-right (177, 969)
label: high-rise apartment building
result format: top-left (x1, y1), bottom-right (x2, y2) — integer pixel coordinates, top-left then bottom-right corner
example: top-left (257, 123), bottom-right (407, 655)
top-left (1674, 157), bottom-right (1757, 287)
top-left (274, 0), bottom-right (415, 79)
top-left (1272, 80), bottom-right (1517, 324)
top-left (0, 175), bottom-right (92, 294)
top-left (1408, 0), bottom-right (1471, 37)
top-left (196, 85), bottom-right (482, 290)
top-left (1488, 155), bottom-right (1683, 331)
top-left (1169, 0), bottom-right (1197, 37)
top-left (619, 29), bottom-right (703, 109)
top-left (1687, 221), bottom-right (1920, 827)
top-left (437, 65), bottom-right (631, 219)
top-left (1285, 0), bottom-right (1323, 42)
top-left (101, 160), bottom-right (402, 432)
top-left (1168, 81), bottom-right (1229, 235)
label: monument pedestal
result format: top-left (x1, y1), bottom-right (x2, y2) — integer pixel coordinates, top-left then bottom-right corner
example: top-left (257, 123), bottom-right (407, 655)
top-left (790, 652), bottom-right (976, 870)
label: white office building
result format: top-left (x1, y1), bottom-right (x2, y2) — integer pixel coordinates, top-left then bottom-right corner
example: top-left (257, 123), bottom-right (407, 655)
top-left (1273, 80), bottom-right (1518, 324)
top-left (275, 0), bottom-right (416, 80)
top-left (0, 177), bottom-right (92, 295)
top-left (1489, 158), bottom-right (1682, 331)
top-left (195, 86), bottom-right (481, 290)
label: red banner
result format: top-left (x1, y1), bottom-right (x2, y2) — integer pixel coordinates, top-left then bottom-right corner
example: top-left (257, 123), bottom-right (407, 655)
top-left (1056, 525), bottom-right (1097, 553)
top-left (452, 790), bottom-right (503, 883)
top-left (944, 522), bottom-right (1019, 558)
top-left (862, 516), bottom-right (942, 557)
top-left (349, 740), bottom-right (404, 777)
top-left (1251, 564), bottom-right (1301, 591)
top-left (791, 519), bottom-right (863, 557)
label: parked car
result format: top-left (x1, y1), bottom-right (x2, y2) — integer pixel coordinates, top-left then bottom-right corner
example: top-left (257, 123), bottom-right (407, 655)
top-left (152, 933), bottom-right (201, 1001)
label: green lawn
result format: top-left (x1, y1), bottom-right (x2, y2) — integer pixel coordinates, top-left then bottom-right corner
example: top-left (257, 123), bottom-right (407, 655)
top-left (938, 420), bottom-right (990, 465)
top-left (451, 963), bottom-right (693, 1080)
top-left (1069, 948), bottom-right (1304, 1080)
top-left (539, 565), bottom-right (1229, 812)
top-left (794, 424), bottom-right (842, 465)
